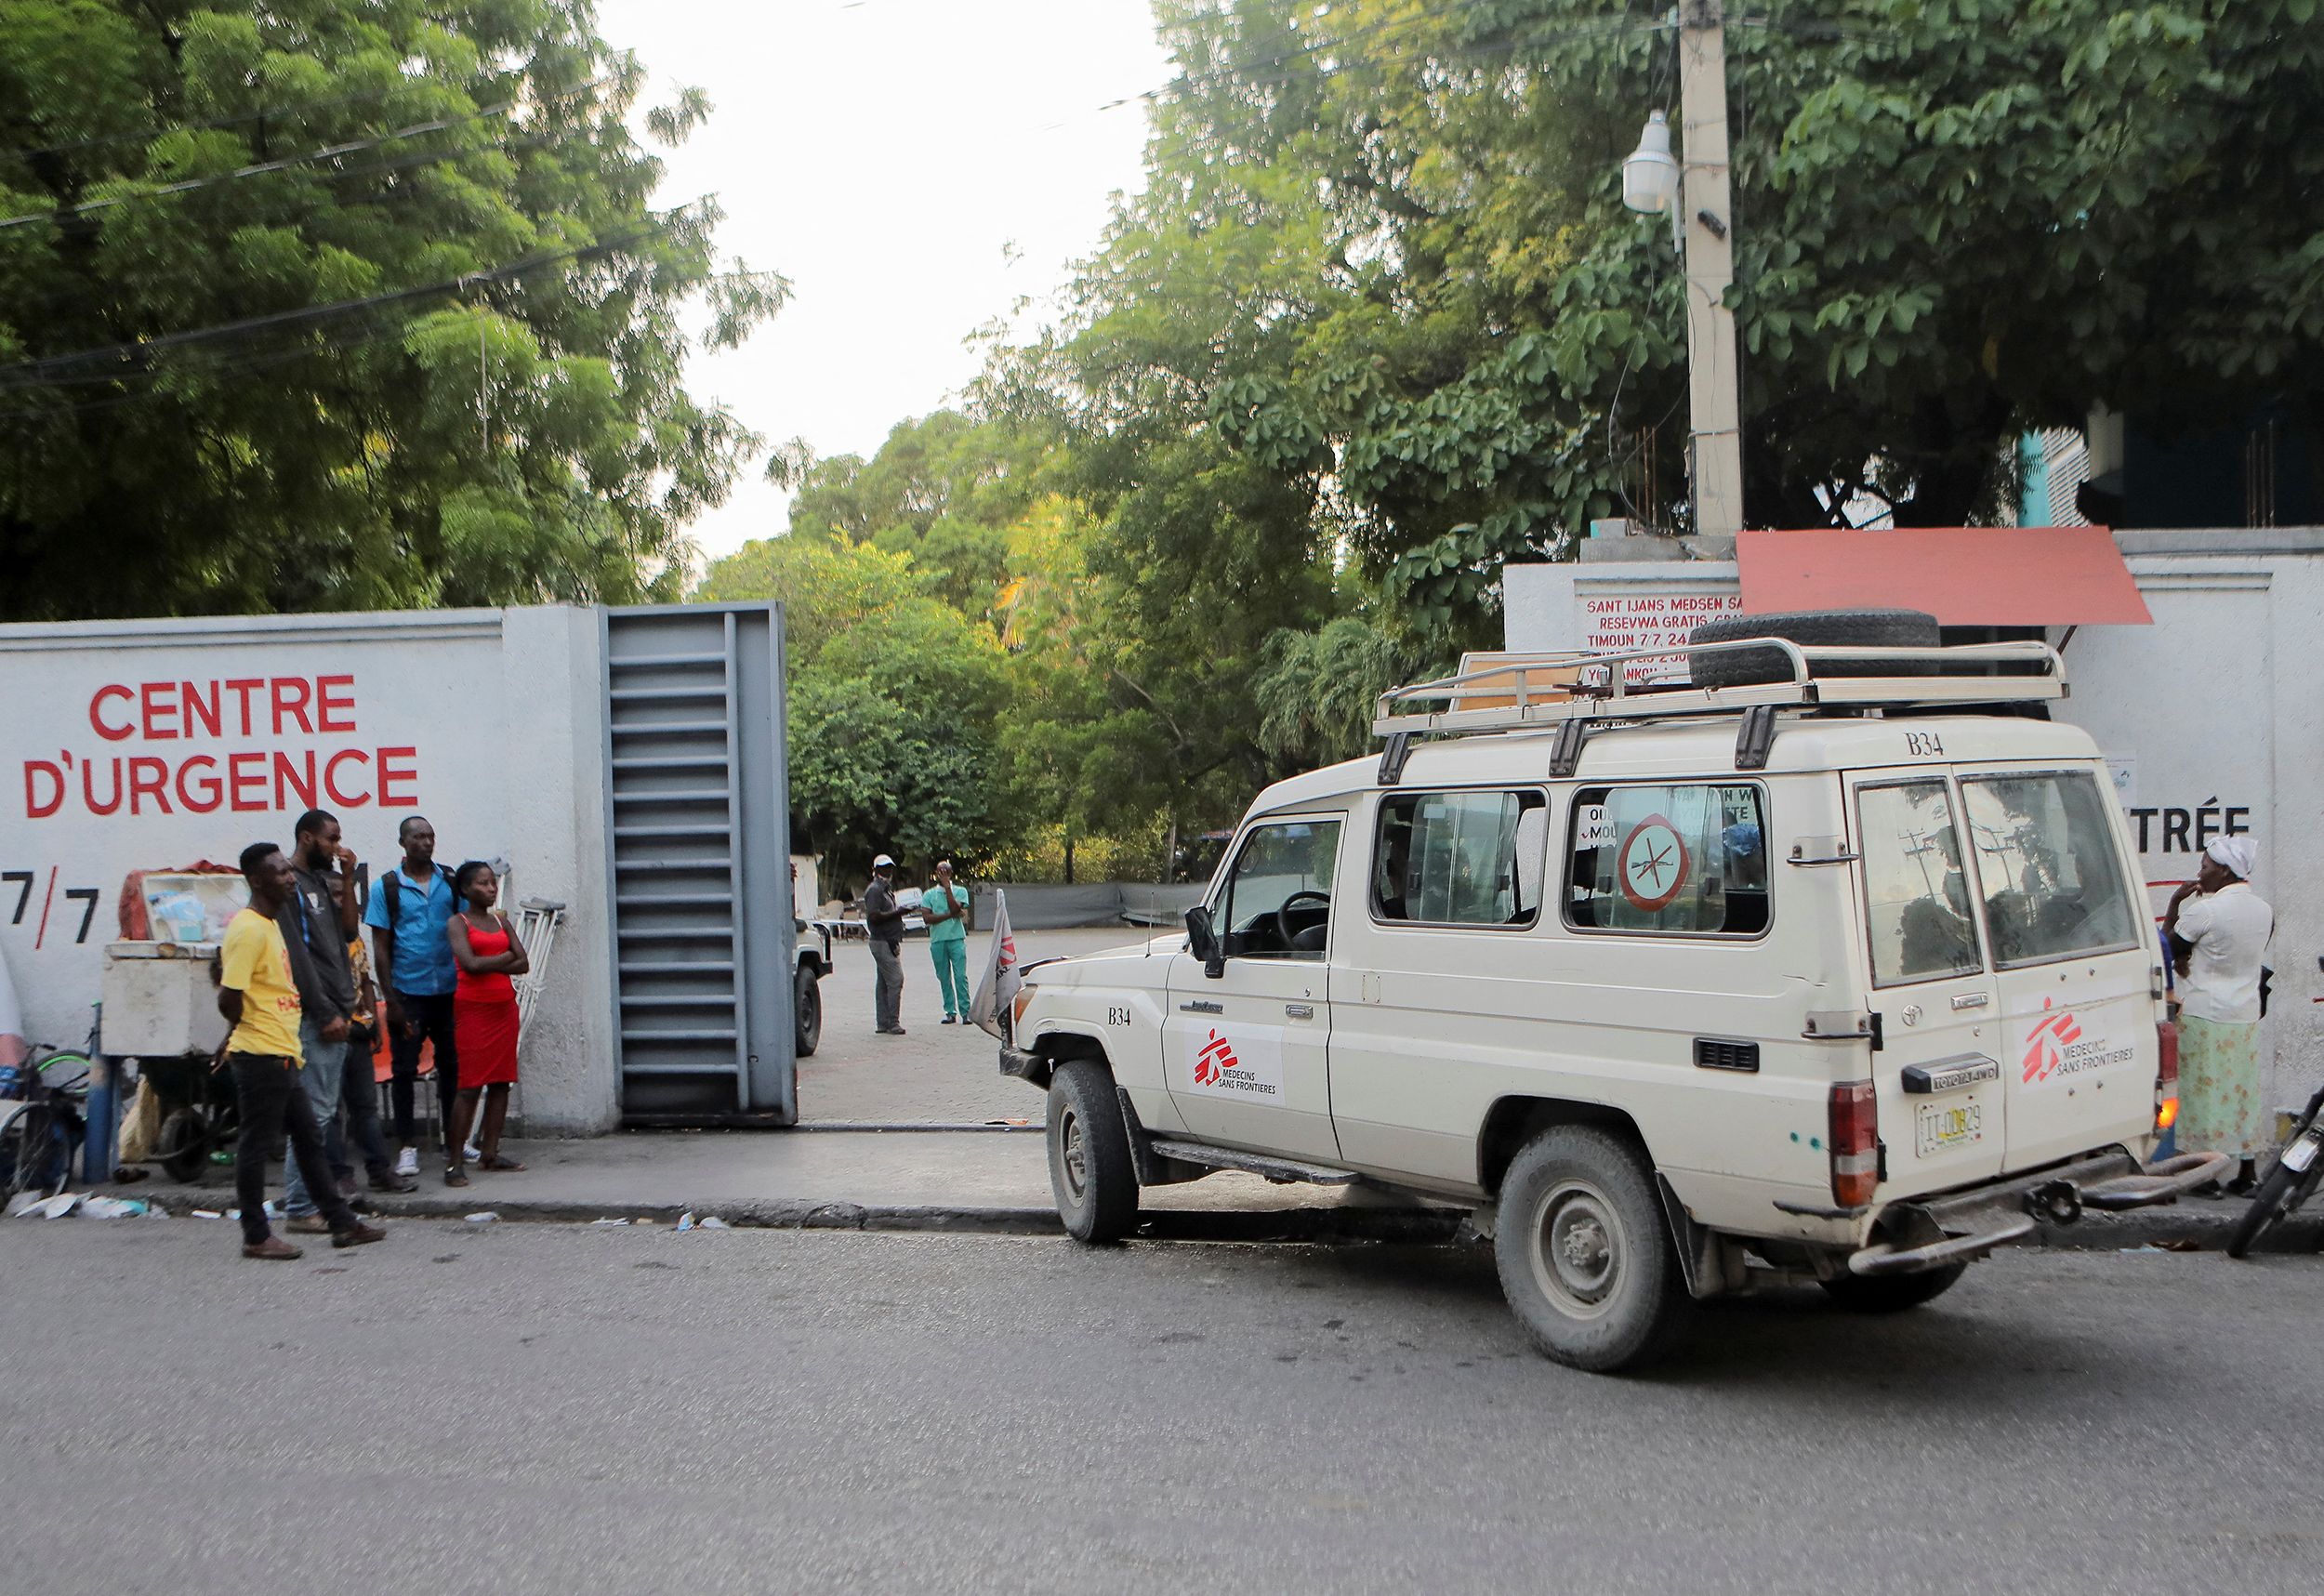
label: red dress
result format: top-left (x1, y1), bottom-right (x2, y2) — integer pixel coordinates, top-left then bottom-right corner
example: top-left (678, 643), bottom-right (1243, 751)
top-left (454, 918), bottom-right (521, 1087)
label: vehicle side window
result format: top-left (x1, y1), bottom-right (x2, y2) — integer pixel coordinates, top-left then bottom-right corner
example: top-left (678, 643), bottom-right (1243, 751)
top-left (1959, 773), bottom-right (2142, 967)
top-left (1858, 781), bottom-right (1982, 985)
top-left (1217, 818), bottom-right (1341, 960)
top-left (1373, 790), bottom-right (1548, 928)
top-left (1565, 784), bottom-right (1769, 937)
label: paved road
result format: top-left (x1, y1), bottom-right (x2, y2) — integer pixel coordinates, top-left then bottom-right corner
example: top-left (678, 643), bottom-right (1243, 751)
top-left (7, 1222), bottom-right (2319, 1593)
top-left (797, 926), bottom-right (1145, 1123)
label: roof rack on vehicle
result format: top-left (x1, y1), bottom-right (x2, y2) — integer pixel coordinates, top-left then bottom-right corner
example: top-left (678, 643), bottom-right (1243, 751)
top-left (1372, 639), bottom-right (2067, 778)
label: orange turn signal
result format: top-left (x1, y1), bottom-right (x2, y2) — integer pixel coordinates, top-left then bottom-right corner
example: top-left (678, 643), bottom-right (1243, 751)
top-left (2156, 1096), bottom-right (2180, 1132)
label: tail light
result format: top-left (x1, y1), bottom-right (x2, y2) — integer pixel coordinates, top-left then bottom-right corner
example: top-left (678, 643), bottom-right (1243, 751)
top-left (2155, 1020), bottom-right (2180, 1132)
top-left (1829, 1079), bottom-right (1880, 1207)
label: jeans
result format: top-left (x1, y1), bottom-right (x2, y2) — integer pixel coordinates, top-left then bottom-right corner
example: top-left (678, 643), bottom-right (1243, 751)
top-left (870, 939), bottom-right (905, 1030)
top-left (230, 1052), bottom-right (354, 1246)
top-left (929, 937), bottom-right (970, 1018)
top-left (282, 1014), bottom-right (345, 1219)
top-left (327, 1024), bottom-right (391, 1182)
top-left (387, 989), bottom-right (459, 1146)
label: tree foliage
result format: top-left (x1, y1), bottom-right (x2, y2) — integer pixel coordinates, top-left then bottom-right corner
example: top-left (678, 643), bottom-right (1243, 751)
top-left (0, 0), bottom-right (783, 620)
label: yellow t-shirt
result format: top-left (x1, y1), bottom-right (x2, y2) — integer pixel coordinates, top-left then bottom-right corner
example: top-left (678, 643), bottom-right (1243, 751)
top-left (221, 908), bottom-right (304, 1062)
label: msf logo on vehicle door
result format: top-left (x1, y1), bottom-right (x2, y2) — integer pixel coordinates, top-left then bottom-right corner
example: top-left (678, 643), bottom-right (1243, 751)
top-left (1186, 1026), bottom-right (1284, 1100)
top-left (2019, 998), bottom-right (2133, 1085)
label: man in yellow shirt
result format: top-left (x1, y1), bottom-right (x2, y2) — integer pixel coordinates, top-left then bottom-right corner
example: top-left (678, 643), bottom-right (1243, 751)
top-left (219, 842), bottom-right (385, 1260)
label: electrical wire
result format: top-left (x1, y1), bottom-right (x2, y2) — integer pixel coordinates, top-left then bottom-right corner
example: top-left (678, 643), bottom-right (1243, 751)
top-left (0, 67), bottom-right (621, 165)
top-left (0, 77), bottom-right (614, 232)
top-left (0, 204), bottom-right (703, 399)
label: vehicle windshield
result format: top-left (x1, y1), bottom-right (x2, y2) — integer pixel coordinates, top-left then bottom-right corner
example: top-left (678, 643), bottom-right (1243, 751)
top-left (1959, 772), bottom-right (2141, 967)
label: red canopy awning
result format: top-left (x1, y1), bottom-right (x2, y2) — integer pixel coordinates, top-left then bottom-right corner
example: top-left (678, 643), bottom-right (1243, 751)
top-left (1736, 526), bottom-right (2151, 627)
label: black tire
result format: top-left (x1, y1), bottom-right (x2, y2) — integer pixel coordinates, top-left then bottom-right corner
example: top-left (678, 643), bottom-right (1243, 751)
top-left (1046, 1059), bottom-right (1139, 1244)
top-left (793, 965), bottom-right (823, 1059)
top-left (1, 1105), bottom-right (68, 1200)
top-left (1493, 1126), bottom-right (1690, 1372)
top-left (157, 1106), bottom-right (209, 1185)
top-left (1688, 608), bottom-right (1941, 689)
top-left (2226, 1155), bottom-right (2309, 1260)
top-left (1819, 1261), bottom-right (1967, 1312)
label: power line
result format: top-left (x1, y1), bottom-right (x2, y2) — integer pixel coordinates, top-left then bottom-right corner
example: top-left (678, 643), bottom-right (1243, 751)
top-left (0, 204), bottom-right (706, 395)
top-left (0, 66), bottom-right (624, 165)
top-left (0, 77), bottom-right (614, 232)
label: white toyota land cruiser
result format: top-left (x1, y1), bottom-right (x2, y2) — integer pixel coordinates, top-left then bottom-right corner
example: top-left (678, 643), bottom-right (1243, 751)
top-left (999, 611), bottom-right (2226, 1372)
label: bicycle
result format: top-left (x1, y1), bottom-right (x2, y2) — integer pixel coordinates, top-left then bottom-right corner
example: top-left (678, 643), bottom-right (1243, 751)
top-left (2226, 1083), bottom-right (2324, 1259)
top-left (0, 1008), bottom-right (98, 1202)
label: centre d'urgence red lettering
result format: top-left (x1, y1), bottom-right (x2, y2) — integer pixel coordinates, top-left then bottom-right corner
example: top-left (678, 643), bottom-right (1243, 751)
top-left (19, 674), bottom-right (421, 820)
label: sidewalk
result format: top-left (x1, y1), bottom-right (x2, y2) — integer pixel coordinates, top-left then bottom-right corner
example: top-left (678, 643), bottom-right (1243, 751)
top-left (107, 1128), bottom-right (2324, 1252)
top-left (795, 926), bottom-right (1142, 1125)
top-left (120, 1129), bottom-right (1465, 1241)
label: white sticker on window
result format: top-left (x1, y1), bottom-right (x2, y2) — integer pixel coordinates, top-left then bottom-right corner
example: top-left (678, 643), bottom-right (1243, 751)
top-left (1184, 1024), bottom-right (1284, 1101)
top-left (1575, 804), bottom-right (1612, 850)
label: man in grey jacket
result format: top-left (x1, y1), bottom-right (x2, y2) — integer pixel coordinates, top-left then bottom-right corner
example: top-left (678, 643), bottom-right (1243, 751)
top-left (863, 853), bottom-right (907, 1035)
top-left (279, 809), bottom-right (361, 1232)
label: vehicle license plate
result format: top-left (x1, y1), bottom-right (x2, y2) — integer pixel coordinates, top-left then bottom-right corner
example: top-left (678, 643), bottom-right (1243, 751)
top-left (1916, 1099), bottom-right (1982, 1157)
top-left (2283, 1136), bottom-right (2319, 1174)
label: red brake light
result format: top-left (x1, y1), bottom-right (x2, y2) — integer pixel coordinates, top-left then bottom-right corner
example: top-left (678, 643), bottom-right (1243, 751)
top-left (2156, 1020), bottom-right (2180, 1132)
top-left (1828, 1079), bottom-right (1879, 1207)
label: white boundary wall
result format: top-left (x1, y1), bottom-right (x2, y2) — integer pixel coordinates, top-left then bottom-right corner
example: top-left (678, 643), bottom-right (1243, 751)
top-left (1505, 529), bottom-right (2324, 1108)
top-left (0, 606), bottom-right (620, 1133)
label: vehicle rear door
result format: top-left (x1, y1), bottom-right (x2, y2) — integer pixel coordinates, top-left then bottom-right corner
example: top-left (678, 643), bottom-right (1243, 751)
top-left (1852, 775), bottom-right (2008, 1191)
top-left (1955, 767), bottom-right (2159, 1173)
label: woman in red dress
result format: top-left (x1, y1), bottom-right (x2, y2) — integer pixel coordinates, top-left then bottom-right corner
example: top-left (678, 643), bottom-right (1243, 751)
top-left (444, 861), bottom-right (529, 1185)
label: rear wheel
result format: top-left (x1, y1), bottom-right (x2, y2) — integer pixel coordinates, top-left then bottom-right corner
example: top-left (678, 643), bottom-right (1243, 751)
top-left (1819, 1262), bottom-right (1967, 1312)
top-left (793, 965), bottom-right (823, 1058)
top-left (1494, 1127), bottom-right (1690, 1372)
top-left (1046, 1059), bottom-right (1138, 1244)
top-left (157, 1106), bottom-right (210, 1184)
top-left (0, 1104), bottom-right (70, 1200)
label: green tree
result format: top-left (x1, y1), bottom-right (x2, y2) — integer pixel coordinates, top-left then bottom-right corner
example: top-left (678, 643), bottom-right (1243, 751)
top-left (0, 0), bottom-right (783, 621)
top-left (781, 410), bottom-right (1050, 617)
top-left (1008, 0), bottom-right (2324, 637)
top-left (693, 530), bottom-right (1022, 873)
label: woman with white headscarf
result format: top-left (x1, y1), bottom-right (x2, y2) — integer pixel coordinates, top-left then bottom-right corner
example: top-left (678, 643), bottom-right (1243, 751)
top-left (2165, 837), bottom-right (2273, 1194)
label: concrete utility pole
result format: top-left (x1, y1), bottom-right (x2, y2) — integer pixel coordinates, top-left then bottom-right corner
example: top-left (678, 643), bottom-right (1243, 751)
top-left (1677, 0), bottom-right (1746, 539)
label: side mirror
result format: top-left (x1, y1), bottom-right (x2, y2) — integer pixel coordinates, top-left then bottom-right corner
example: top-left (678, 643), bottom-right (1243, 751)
top-left (1183, 906), bottom-right (1226, 979)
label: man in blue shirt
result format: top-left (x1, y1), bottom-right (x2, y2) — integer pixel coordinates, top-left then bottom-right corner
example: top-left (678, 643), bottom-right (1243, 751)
top-left (363, 815), bottom-right (461, 1177)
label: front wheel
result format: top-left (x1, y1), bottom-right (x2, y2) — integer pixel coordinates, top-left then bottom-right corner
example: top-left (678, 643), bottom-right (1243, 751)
top-left (1494, 1126), bottom-right (1690, 1373)
top-left (793, 966), bottom-right (823, 1058)
top-left (1820, 1262), bottom-right (1967, 1312)
top-left (0, 1105), bottom-right (70, 1200)
top-left (1046, 1060), bottom-right (1138, 1244)
top-left (2226, 1153), bottom-right (2316, 1259)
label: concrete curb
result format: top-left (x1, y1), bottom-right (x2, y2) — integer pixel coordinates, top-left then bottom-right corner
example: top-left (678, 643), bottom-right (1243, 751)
top-left (218, 1191), bottom-right (2324, 1254)
top-left (332, 1191), bottom-right (1471, 1244)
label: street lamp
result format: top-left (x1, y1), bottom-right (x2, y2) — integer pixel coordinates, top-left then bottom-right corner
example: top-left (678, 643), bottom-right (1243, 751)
top-left (1613, 4), bottom-right (1746, 541)
top-left (1621, 110), bottom-right (1679, 226)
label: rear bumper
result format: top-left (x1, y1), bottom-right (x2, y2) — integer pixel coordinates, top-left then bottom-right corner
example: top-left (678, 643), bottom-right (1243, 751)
top-left (1848, 1147), bottom-right (2233, 1277)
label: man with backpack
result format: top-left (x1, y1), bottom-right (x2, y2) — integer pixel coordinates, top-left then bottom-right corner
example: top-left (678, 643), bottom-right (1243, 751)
top-left (363, 815), bottom-right (463, 1177)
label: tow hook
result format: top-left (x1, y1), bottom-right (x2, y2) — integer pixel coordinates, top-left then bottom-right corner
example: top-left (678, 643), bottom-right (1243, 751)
top-left (2027, 1180), bottom-right (2082, 1226)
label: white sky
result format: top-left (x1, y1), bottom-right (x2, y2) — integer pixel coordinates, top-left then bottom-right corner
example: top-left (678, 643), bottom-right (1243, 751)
top-left (590, 0), bottom-right (1174, 567)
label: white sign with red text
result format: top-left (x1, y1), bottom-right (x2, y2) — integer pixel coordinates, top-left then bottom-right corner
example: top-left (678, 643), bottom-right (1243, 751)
top-left (1581, 591), bottom-right (1745, 683)
top-left (1, 621), bottom-right (511, 1053)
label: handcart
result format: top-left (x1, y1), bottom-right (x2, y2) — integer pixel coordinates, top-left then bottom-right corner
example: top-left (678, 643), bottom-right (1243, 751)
top-left (102, 941), bottom-right (239, 1184)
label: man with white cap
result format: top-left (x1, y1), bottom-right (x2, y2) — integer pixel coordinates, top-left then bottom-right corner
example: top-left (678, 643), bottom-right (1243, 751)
top-left (862, 853), bottom-right (908, 1035)
top-left (2165, 836), bottom-right (2273, 1194)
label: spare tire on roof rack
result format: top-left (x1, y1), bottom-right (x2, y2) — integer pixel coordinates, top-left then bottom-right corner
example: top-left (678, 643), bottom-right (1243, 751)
top-left (1686, 608), bottom-right (1941, 690)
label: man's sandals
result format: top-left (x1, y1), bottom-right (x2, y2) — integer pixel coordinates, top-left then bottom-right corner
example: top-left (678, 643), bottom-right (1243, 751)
top-left (477, 1154), bottom-right (526, 1171)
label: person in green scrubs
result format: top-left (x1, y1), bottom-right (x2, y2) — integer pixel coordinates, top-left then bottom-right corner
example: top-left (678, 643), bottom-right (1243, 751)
top-left (922, 859), bottom-right (973, 1023)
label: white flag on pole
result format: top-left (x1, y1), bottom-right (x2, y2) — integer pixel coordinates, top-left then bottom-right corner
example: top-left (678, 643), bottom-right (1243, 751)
top-left (969, 889), bottom-right (1021, 1040)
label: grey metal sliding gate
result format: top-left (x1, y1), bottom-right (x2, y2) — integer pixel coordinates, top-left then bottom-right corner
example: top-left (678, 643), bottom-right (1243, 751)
top-left (601, 603), bottom-right (794, 1119)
